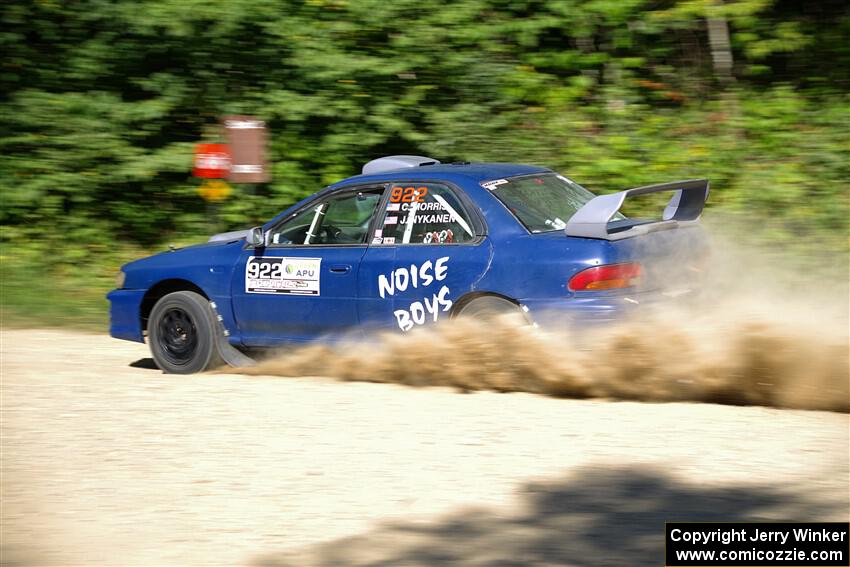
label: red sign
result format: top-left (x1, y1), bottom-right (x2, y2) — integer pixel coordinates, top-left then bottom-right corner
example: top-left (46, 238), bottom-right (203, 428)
top-left (193, 144), bottom-right (231, 179)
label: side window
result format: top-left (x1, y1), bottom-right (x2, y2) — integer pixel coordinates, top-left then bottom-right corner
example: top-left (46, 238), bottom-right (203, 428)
top-left (268, 205), bottom-right (317, 245)
top-left (269, 189), bottom-right (383, 245)
top-left (373, 183), bottom-right (476, 245)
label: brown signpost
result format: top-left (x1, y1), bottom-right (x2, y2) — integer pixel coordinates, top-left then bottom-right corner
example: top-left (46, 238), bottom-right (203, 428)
top-left (221, 115), bottom-right (270, 183)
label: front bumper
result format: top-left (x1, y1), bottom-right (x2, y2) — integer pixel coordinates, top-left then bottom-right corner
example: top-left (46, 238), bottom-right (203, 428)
top-left (106, 289), bottom-right (146, 343)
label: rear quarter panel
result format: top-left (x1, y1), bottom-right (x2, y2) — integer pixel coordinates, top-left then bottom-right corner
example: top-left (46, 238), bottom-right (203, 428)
top-left (476, 232), bottom-right (617, 300)
top-left (463, 180), bottom-right (709, 303)
top-left (460, 180), bottom-right (618, 302)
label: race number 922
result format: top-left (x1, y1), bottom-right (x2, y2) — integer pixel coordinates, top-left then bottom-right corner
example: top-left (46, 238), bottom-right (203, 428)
top-left (245, 256), bottom-right (321, 296)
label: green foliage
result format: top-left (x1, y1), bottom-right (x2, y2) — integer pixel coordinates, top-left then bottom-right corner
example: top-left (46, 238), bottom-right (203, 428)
top-left (1, 0), bottom-right (848, 326)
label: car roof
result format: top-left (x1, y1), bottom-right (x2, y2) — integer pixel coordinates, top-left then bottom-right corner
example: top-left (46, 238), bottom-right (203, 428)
top-left (330, 162), bottom-right (551, 188)
top-left (263, 162), bottom-right (555, 231)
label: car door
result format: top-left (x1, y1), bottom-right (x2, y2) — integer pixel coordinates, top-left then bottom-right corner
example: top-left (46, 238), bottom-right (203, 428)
top-left (231, 185), bottom-right (385, 346)
top-left (357, 181), bottom-right (493, 333)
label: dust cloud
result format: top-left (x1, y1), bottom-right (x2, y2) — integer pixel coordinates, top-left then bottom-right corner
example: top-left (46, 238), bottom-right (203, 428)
top-left (230, 230), bottom-right (849, 413)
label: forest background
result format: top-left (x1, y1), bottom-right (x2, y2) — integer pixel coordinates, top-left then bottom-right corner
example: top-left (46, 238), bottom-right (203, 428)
top-left (1, 0), bottom-right (847, 327)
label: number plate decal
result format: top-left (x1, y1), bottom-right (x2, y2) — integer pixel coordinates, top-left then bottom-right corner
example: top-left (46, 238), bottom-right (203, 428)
top-left (245, 257), bottom-right (321, 295)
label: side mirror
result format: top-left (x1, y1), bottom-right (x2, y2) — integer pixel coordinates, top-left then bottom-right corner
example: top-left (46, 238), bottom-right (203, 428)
top-left (247, 226), bottom-right (264, 247)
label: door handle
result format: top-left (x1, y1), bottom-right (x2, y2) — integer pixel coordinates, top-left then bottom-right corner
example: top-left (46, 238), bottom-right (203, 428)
top-left (329, 264), bottom-right (352, 274)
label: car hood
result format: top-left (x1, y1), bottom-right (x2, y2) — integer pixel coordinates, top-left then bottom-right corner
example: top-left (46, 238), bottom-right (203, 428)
top-left (121, 236), bottom-right (243, 272)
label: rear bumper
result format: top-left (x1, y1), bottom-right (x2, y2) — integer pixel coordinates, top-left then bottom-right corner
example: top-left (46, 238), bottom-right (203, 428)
top-left (106, 289), bottom-right (145, 343)
top-left (520, 289), bottom-right (696, 329)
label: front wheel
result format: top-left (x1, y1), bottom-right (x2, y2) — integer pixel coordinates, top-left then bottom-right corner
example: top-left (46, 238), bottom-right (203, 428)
top-left (148, 291), bottom-right (224, 374)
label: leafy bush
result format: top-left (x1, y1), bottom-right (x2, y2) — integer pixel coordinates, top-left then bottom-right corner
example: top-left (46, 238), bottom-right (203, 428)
top-left (1, 0), bottom-right (847, 326)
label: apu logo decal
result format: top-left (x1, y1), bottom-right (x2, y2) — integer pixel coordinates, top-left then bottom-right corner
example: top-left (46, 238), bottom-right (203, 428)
top-left (284, 263), bottom-right (315, 277)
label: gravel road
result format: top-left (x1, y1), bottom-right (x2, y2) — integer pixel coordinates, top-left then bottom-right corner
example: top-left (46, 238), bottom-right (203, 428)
top-left (1, 329), bottom-right (847, 566)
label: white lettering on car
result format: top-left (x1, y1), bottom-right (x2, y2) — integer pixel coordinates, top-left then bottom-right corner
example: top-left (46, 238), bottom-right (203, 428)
top-left (398, 213), bottom-right (452, 225)
top-left (378, 257), bottom-right (453, 331)
top-left (377, 256), bottom-right (448, 299)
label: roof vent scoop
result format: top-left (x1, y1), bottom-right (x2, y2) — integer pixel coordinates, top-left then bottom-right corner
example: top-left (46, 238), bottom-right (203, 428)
top-left (362, 155), bottom-right (440, 175)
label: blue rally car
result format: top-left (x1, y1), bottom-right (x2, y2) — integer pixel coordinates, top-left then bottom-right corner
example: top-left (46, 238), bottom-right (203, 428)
top-left (108, 156), bottom-right (710, 373)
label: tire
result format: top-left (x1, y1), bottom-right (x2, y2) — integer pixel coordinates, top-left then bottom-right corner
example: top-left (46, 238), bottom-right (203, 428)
top-left (148, 291), bottom-right (224, 374)
top-left (455, 296), bottom-right (529, 325)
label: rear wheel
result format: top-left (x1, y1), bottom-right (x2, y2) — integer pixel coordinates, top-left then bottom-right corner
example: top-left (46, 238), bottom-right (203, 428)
top-left (148, 291), bottom-right (224, 374)
top-left (455, 296), bottom-right (529, 325)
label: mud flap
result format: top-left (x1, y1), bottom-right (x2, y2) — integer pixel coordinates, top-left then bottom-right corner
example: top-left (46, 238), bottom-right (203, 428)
top-left (209, 301), bottom-right (256, 368)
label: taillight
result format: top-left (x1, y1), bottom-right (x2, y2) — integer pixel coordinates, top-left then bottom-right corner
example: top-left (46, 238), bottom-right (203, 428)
top-left (568, 263), bottom-right (642, 292)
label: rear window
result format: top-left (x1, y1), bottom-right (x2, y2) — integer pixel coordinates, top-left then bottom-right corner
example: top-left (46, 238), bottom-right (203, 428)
top-left (487, 173), bottom-right (620, 233)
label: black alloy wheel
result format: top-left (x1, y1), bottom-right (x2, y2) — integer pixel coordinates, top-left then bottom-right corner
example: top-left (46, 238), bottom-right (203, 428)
top-left (148, 291), bottom-right (224, 374)
top-left (157, 307), bottom-right (199, 366)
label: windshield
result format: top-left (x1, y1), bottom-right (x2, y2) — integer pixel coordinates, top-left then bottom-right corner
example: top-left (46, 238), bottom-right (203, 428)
top-left (488, 173), bottom-right (623, 233)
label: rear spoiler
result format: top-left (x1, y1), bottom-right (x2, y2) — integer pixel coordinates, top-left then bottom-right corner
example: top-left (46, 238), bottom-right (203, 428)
top-left (564, 179), bottom-right (709, 240)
